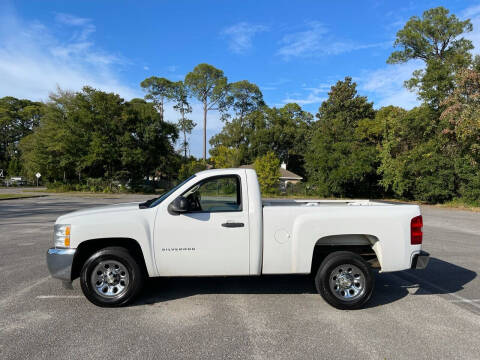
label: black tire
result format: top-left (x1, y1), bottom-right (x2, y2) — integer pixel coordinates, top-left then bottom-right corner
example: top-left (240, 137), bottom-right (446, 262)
top-left (80, 247), bottom-right (144, 307)
top-left (315, 251), bottom-right (374, 310)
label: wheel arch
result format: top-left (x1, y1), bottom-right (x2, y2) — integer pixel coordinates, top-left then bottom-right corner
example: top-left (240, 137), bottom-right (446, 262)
top-left (310, 234), bottom-right (382, 274)
top-left (71, 238), bottom-right (149, 281)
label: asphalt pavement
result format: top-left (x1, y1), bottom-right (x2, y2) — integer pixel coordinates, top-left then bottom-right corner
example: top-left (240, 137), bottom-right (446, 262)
top-left (1, 195), bottom-right (479, 359)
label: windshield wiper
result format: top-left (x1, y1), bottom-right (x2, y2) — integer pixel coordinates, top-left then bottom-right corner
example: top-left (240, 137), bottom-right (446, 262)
top-left (139, 197), bottom-right (159, 209)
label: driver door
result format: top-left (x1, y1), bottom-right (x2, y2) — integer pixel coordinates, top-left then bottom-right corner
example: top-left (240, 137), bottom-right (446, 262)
top-left (154, 174), bottom-right (250, 276)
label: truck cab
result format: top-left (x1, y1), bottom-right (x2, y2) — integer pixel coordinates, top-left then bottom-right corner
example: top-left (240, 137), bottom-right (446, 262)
top-left (154, 169), bottom-right (260, 277)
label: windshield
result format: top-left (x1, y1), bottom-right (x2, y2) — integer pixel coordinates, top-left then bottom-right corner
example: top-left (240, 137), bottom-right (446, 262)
top-left (147, 175), bottom-right (196, 208)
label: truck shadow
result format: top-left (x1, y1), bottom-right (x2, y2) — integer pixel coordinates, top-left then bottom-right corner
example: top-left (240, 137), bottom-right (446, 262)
top-left (136, 274), bottom-right (318, 306)
top-left (134, 257), bottom-right (477, 308)
top-left (366, 257), bottom-right (476, 308)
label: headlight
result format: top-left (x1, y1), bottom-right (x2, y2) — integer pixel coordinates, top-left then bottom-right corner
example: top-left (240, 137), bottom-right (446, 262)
top-left (54, 224), bottom-right (71, 247)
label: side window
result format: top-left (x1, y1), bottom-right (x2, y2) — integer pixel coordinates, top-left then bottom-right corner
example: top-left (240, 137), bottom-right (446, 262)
top-left (183, 176), bottom-right (241, 212)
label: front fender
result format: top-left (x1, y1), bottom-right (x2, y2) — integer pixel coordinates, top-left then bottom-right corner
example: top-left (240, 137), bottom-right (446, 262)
top-left (66, 209), bottom-right (157, 277)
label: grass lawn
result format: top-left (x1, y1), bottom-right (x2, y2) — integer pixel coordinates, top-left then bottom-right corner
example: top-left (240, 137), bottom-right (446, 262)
top-left (0, 194), bottom-right (42, 200)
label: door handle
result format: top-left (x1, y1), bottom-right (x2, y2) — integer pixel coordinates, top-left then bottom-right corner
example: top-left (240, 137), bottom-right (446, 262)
top-left (222, 222), bottom-right (244, 228)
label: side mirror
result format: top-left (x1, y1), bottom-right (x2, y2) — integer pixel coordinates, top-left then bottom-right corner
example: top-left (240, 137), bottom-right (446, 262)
top-left (168, 196), bottom-right (189, 215)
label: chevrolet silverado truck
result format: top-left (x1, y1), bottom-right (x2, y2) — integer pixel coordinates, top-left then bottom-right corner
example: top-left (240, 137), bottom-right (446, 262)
top-left (47, 168), bottom-right (429, 309)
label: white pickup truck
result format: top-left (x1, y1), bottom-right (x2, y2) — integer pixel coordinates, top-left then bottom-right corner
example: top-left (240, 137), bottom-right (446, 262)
top-left (47, 168), bottom-right (429, 309)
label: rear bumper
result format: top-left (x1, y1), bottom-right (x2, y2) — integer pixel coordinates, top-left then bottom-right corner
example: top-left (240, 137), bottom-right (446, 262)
top-left (46, 248), bottom-right (76, 281)
top-left (411, 250), bottom-right (430, 270)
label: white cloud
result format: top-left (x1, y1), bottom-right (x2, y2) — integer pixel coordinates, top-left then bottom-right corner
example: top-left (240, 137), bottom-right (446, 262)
top-left (324, 41), bottom-right (389, 55)
top-left (359, 61), bottom-right (422, 109)
top-left (277, 21), bottom-right (387, 60)
top-left (282, 94), bottom-right (325, 106)
top-left (0, 8), bottom-right (140, 101)
top-left (259, 78), bottom-right (291, 91)
top-left (221, 22), bottom-right (268, 54)
top-left (166, 65), bottom-right (178, 72)
top-left (55, 13), bottom-right (91, 27)
top-left (0, 6), bottom-right (221, 158)
top-left (462, 4), bottom-right (480, 54)
top-left (462, 4), bottom-right (480, 19)
top-left (277, 21), bottom-right (327, 59)
top-left (282, 83), bottom-right (330, 105)
top-left (55, 13), bottom-right (95, 41)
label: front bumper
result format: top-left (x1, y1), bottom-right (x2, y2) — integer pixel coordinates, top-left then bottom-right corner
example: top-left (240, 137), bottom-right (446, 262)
top-left (46, 248), bottom-right (76, 281)
top-left (411, 250), bottom-right (430, 269)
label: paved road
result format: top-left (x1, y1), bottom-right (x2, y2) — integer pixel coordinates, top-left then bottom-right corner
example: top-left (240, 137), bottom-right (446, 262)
top-left (1, 196), bottom-right (479, 359)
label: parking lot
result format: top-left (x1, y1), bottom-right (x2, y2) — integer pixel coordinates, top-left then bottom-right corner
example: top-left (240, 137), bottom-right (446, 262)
top-left (1, 195), bottom-right (479, 359)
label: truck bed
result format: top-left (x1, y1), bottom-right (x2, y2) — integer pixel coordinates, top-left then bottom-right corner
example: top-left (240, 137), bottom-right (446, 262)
top-left (261, 199), bottom-right (421, 274)
top-left (262, 199), bottom-right (390, 207)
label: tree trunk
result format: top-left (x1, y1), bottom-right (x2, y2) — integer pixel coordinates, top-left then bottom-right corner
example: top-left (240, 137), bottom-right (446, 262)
top-left (160, 96), bottom-right (164, 122)
top-left (203, 101), bottom-right (207, 161)
top-left (183, 129), bottom-right (187, 158)
top-left (181, 108), bottom-right (187, 158)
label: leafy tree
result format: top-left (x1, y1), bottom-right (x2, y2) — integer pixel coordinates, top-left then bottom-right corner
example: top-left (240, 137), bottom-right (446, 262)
top-left (20, 89), bottom-right (83, 182)
top-left (473, 55), bottom-right (480, 72)
top-left (140, 77), bottom-right (174, 121)
top-left (210, 108), bottom-right (265, 164)
top-left (440, 67), bottom-right (480, 203)
top-left (305, 77), bottom-right (378, 197)
top-left (378, 105), bottom-right (456, 202)
top-left (210, 145), bottom-right (241, 168)
top-left (0, 97), bottom-right (43, 175)
top-left (380, 6), bottom-right (478, 203)
top-left (178, 159), bottom-right (207, 180)
top-left (78, 88), bottom-right (126, 179)
top-left (20, 87), bottom-right (179, 185)
top-left (387, 6), bottom-right (473, 108)
top-left (171, 81), bottom-right (196, 158)
top-left (266, 103), bottom-right (312, 176)
top-left (355, 111), bottom-right (385, 146)
top-left (224, 80), bottom-right (264, 122)
top-left (210, 103), bottom-right (312, 176)
top-left (121, 98), bottom-right (179, 183)
top-left (254, 152), bottom-right (280, 194)
top-left (185, 64), bottom-right (228, 161)
top-left (7, 157), bottom-right (22, 176)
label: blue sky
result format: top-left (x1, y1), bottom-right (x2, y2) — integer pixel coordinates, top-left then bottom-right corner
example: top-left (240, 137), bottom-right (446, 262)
top-left (1, 0), bottom-right (480, 157)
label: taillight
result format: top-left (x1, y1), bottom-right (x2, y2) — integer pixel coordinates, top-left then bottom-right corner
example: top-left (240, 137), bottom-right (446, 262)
top-left (411, 215), bottom-right (423, 245)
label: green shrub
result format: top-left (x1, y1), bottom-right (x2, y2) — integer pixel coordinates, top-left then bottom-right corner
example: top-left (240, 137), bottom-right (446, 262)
top-left (254, 152), bottom-right (280, 195)
top-left (178, 160), bottom-right (208, 180)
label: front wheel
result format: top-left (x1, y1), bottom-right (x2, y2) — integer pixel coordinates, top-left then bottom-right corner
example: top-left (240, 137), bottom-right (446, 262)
top-left (80, 247), bottom-right (144, 307)
top-left (315, 251), bottom-right (374, 310)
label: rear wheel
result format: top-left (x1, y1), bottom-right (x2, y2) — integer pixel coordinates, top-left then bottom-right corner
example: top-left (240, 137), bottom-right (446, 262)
top-left (315, 251), bottom-right (374, 310)
top-left (80, 247), bottom-right (144, 307)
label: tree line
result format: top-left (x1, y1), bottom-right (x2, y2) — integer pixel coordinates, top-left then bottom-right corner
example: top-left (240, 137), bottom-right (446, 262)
top-left (212, 7), bottom-right (480, 204)
top-left (0, 7), bottom-right (479, 204)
